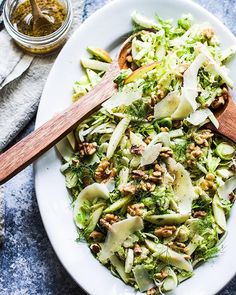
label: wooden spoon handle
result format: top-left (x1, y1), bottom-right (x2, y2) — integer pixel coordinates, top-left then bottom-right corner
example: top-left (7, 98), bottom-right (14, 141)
top-left (0, 63), bottom-right (119, 184)
top-left (207, 95), bottom-right (236, 142)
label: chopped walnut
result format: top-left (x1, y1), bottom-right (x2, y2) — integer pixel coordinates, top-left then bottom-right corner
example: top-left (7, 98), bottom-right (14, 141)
top-left (149, 170), bottom-right (163, 183)
top-left (193, 129), bottom-right (213, 147)
top-left (147, 115), bottom-right (155, 122)
top-left (119, 183), bottom-right (136, 195)
top-left (89, 231), bottom-right (104, 242)
top-left (168, 241), bottom-right (187, 253)
top-left (127, 203), bottom-right (145, 216)
top-left (78, 142), bottom-right (97, 157)
top-left (173, 120), bottom-right (183, 129)
top-left (126, 55), bottom-right (133, 63)
top-left (230, 159), bottom-right (236, 172)
top-left (154, 226), bottom-right (176, 238)
top-left (160, 147), bottom-right (173, 158)
top-left (154, 164), bottom-right (165, 172)
top-left (199, 178), bottom-right (217, 192)
top-left (229, 192), bottom-right (236, 203)
top-left (157, 88), bottom-right (165, 100)
top-left (187, 143), bottom-right (203, 159)
top-left (160, 127), bottom-right (169, 132)
top-left (133, 243), bottom-right (142, 255)
top-left (211, 87), bottom-right (229, 109)
top-left (95, 160), bottom-right (116, 183)
top-left (132, 170), bottom-right (149, 180)
top-left (193, 211), bottom-right (207, 218)
top-left (144, 136), bottom-right (153, 145)
top-left (202, 27), bottom-right (214, 40)
top-left (140, 181), bottom-right (156, 192)
top-left (147, 287), bottom-right (158, 295)
top-left (130, 144), bottom-right (145, 155)
top-left (206, 173), bottom-right (215, 181)
top-left (90, 243), bottom-right (101, 254)
top-left (154, 270), bottom-right (169, 281)
top-left (100, 214), bottom-right (120, 230)
top-left (175, 64), bottom-right (189, 78)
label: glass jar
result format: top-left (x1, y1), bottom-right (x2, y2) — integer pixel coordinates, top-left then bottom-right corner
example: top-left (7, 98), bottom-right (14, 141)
top-left (3, 0), bottom-right (73, 55)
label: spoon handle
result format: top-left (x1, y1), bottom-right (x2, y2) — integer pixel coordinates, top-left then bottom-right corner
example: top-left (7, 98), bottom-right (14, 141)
top-left (0, 63), bottom-right (119, 184)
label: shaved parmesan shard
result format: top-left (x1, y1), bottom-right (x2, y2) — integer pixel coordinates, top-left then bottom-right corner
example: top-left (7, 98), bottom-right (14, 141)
top-left (218, 175), bottom-right (236, 199)
top-left (154, 91), bottom-right (180, 119)
top-left (141, 143), bottom-right (162, 166)
top-left (145, 240), bottom-right (193, 272)
top-left (107, 117), bottom-right (131, 159)
top-left (167, 158), bottom-right (195, 214)
top-left (56, 137), bottom-right (73, 161)
top-left (73, 183), bottom-right (109, 228)
top-left (131, 11), bottom-right (157, 29)
top-left (213, 194), bottom-right (227, 231)
top-left (99, 217), bottom-right (144, 263)
top-left (130, 131), bottom-right (147, 147)
top-left (186, 108), bottom-right (219, 129)
top-left (172, 54), bottom-right (207, 120)
top-left (102, 90), bottom-right (142, 111)
top-left (200, 45), bottom-right (234, 88)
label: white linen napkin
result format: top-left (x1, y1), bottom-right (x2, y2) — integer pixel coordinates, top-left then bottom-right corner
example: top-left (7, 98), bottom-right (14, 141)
top-left (0, 0), bottom-right (85, 244)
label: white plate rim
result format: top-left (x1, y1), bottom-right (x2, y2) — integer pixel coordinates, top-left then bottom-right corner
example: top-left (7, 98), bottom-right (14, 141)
top-left (34, 1), bottom-right (236, 295)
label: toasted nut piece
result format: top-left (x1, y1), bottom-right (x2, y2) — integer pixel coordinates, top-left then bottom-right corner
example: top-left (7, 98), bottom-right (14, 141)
top-left (187, 143), bottom-right (203, 159)
top-left (154, 270), bottom-right (169, 281)
top-left (149, 171), bottom-right (163, 183)
top-left (199, 179), bottom-right (217, 192)
top-left (144, 136), bottom-right (153, 145)
top-left (154, 226), bottom-right (176, 238)
top-left (95, 160), bottom-right (116, 183)
top-left (206, 173), bottom-right (215, 181)
top-left (90, 243), bottom-right (101, 254)
top-left (133, 243), bottom-right (142, 255)
top-left (193, 129), bottom-right (213, 147)
top-left (78, 142), bottom-right (97, 157)
top-left (147, 287), bottom-right (158, 295)
top-left (140, 181), bottom-right (156, 192)
top-left (89, 231), bottom-right (104, 242)
top-left (211, 89), bottom-right (228, 109)
top-left (202, 27), bottom-right (214, 40)
top-left (130, 144), bottom-right (145, 155)
top-left (100, 214), bottom-right (120, 230)
top-left (168, 241), bottom-right (187, 253)
top-left (229, 192), bottom-right (236, 203)
top-left (119, 183), bottom-right (137, 195)
top-left (193, 211), bottom-right (207, 218)
top-left (127, 203), bottom-right (145, 216)
top-left (154, 164), bottom-right (165, 173)
top-left (230, 159), bottom-right (236, 172)
top-left (160, 147), bottom-right (173, 158)
top-left (160, 127), bottom-right (169, 132)
top-left (132, 170), bottom-right (149, 180)
top-left (126, 55), bottom-right (133, 63)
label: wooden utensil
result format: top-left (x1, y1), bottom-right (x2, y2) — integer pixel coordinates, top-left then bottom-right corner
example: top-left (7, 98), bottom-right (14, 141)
top-left (0, 31), bottom-right (236, 184)
top-left (205, 93), bottom-right (236, 142)
top-left (29, 0), bottom-right (54, 33)
top-left (0, 33), bottom-right (134, 184)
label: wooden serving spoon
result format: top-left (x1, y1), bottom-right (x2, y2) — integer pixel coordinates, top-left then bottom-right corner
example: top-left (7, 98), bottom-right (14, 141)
top-left (0, 32), bottom-right (236, 184)
top-left (0, 33), bottom-right (133, 184)
top-left (29, 0), bottom-right (54, 34)
top-left (205, 92), bottom-right (236, 142)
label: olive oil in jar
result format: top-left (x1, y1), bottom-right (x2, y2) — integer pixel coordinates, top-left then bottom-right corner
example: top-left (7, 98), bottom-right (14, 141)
top-left (10, 0), bottom-right (66, 37)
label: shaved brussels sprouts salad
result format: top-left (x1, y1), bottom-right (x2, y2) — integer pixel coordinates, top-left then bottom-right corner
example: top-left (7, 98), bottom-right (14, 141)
top-left (57, 12), bottom-right (236, 294)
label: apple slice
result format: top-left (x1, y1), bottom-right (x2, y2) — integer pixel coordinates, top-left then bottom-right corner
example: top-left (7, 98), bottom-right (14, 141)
top-left (87, 47), bottom-right (112, 63)
top-left (124, 62), bottom-right (159, 84)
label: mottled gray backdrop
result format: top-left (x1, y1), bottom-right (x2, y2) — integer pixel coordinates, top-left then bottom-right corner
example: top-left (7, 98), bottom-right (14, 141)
top-left (1, 0), bottom-right (236, 294)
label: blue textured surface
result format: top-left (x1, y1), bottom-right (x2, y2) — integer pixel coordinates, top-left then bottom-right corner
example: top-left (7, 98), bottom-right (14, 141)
top-left (1, 0), bottom-right (236, 294)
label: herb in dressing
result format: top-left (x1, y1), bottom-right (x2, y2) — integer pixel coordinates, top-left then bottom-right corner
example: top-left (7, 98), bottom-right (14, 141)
top-left (10, 0), bottom-right (66, 37)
